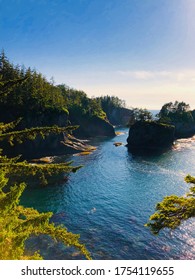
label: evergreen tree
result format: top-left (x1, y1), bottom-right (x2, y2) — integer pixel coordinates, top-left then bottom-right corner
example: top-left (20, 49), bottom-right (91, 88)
top-left (58, 84), bottom-right (106, 119)
top-left (128, 107), bottom-right (153, 125)
top-left (157, 101), bottom-right (193, 124)
top-left (96, 95), bottom-right (126, 113)
top-left (146, 175), bottom-right (195, 234)
top-left (0, 73), bottom-right (91, 259)
top-left (0, 51), bottom-right (67, 120)
top-left (0, 169), bottom-right (91, 260)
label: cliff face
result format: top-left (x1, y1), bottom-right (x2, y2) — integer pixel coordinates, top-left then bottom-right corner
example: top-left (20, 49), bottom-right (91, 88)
top-left (127, 121), bottom-right (175, 153)
top-left (69, 114), bottom-right (116, 138)
top-left (168, 111), bottom-right (195, 138)
top-left (1, 110), bottom-right (115, 159)
top-left (171, 110), bottom-right (195, 138)
top-left (174, 121), bottom-right (195, 138)
top-left (158, 109), bottom-right (195, 139)
top-left (1, 111), bottom-right (70, 159)
top-left (105, 107), bottom-right (133, 126)
top-left (3, 133), bottom-right (67, 159)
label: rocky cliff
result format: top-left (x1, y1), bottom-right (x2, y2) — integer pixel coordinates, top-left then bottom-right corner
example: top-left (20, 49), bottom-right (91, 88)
top-left (105, 107), bottom-right (133, 126)
top-left (127, 121), bottom-right (175, 154)
top-left (1, 110), bottom-right (69, 159)
top-left (69, 114), bottom-right (116, 138)
top-left (1, 110), bottom-right (115, 159)
top-left (174, 121), bottom-right (195, 138)
top-left (166, 111), bottom-right (195, 138)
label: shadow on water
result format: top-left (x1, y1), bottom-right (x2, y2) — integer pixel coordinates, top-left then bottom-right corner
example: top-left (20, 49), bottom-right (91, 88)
top-left (127, 145), bottom-right (173, 158)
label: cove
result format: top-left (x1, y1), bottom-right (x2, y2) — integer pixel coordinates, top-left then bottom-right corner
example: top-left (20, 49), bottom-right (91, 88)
top-left (21, 127), bottom-right (195, 260)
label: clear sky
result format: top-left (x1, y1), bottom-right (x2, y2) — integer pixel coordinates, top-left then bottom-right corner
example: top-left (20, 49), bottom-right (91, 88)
top-left (1, 0), bottom-right (195, 109)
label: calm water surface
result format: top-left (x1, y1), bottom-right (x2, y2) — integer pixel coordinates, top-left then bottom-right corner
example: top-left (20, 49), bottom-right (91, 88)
top-left (22, 127), bottom-right (195, 259)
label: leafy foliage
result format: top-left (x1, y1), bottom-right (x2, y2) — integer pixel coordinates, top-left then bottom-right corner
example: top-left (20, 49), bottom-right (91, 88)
top-left (146, 175), bottom-right (195, 234)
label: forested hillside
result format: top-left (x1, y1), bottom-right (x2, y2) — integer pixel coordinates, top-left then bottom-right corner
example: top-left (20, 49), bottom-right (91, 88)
top-left (96, 95), bottom-right (133, 126)
top-left (0, 51), bottom-right (105, 126)
top-left (0, 52), bottom-right (116, 157)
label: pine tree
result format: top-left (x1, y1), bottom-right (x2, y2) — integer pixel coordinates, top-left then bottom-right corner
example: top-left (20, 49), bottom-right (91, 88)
top-left (146, 175), bottom-right (195, 234)
top-left (0, 74), bottom-right (91, 259)
top-left (0, 169), bottom-right (91, 260)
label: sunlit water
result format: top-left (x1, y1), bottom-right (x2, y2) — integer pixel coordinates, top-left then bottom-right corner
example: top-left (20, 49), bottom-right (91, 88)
top-left (21, 127), bottom-right (195, 260)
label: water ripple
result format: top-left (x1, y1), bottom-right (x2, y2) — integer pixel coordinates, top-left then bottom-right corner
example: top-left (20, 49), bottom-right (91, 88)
top-left (22, 128), bottom-right (195, 260)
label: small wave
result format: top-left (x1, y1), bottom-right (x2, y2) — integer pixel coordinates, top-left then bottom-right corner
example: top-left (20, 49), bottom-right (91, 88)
top-left (173, 136), bottom-right (195, 151)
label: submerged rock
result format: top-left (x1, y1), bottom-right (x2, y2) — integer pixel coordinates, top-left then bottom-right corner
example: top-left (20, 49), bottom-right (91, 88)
top-left (74, 151), bottom-right (92, 156)
top-left (31, 156), bottom-right (54, 163)
top-left (115, 131), bottom-right (125, 136)
top-left (113, 142), bottom-right (123, 147)
top-left (127, 121), bottom-right (175, 154)
top-left (62, 134), bottom-right (97, 152)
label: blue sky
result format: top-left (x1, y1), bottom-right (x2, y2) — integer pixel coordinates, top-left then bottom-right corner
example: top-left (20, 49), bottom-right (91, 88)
top-left (1, 0), bottom-right (195, 109)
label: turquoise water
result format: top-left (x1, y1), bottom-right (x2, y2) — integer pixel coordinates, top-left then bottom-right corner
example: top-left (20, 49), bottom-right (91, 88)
top-left (22, 128), bottom-right (195, 259)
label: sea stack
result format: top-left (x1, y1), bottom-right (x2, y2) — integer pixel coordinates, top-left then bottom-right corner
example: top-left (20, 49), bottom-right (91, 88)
top-left (127, 121), bottom-right (175, 154)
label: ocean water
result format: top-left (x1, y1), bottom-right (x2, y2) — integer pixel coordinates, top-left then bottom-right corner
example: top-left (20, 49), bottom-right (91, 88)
top-left (22, 127), bottom-right (195, 260)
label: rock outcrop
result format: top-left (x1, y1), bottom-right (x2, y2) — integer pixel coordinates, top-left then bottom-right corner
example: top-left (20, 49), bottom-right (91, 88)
top-left (1, 109), bottom-right (115, 159)
top-left (166, 111), bottom-right (195, 138)
top-left (69, 115), bottom-right (116, 138)
top-left (0, 110), bottom-right (70, 159)
top-left (174, 121), bottom-right (195, 138)
top-left (105, 107), bottom-right (133, 126)
top-left (171, 110), bottom-right (195, 138)
top-left (127, 121), bottom-right (175, 154)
